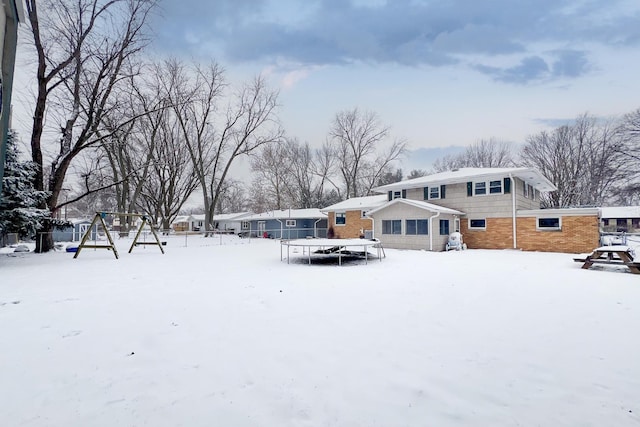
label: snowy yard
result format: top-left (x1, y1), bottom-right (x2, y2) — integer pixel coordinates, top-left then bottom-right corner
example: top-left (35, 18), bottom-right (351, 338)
top-left (1, 236), bottom-right (639, 426)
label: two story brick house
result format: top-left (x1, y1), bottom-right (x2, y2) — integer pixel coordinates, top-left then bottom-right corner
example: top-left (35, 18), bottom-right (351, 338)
top-left (367, 167), bottom-right (600, 253)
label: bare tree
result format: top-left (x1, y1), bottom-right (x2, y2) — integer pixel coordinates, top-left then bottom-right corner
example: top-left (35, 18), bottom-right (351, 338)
top-left (250, 141), bottom-right (291, 210)
top-left (520, 114), bottom-right (628, 207)
top-left (432, 138), bottom-right (514, 172)
top-left (329, 108), bottom-right (406, 197)
top-left (25, 0), bottom-right (157, 252)
top-left (159, 59), bottom-right (282, 235)
top-left (407, 169), bottom-right (428, 179)
top-left (136, 115), bottom-right (199, 230)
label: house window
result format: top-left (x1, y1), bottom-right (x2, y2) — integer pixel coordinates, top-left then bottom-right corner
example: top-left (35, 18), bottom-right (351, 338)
top-left (429, 186), bottom-right (440, 200)
top-left (406, 219), bottom-right (428, 235)
top-left (523, 181), bottom-right (529, 198)
top-left (529, 185), bottom-right (535, 200)
top-left (537, 217), bottom-right (561, 231)
top-left (361, 210), bottom-right (368, 218)
top-left (632, 218), bottom-right (639, 229)
top-left (474, 182), bottom-right (486, 195)
top-left (616, 219), bottom-right (627, 232)
top-left (439, 219), bottom-right (450, 235)
top-left (469, 219), bottom-right (486, 230)
top-left (489, 180), bottom-right (502, 194)
top-left (241, 221), bottom-right (249, 230)
top-left (382, 220), bottom-right (402, 235)
top-left (602, 219), bottom-right (609, 226)
top-left (285, 220), bottom-right (296, 227)
top-left (393, 191), bottom-right (402, 199)
top-left (335, 212), bottom-right (346, 225)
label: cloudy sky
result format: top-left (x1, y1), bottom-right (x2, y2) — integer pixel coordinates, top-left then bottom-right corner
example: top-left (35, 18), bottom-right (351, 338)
top-left (146, 0), bottom-right (640, 164)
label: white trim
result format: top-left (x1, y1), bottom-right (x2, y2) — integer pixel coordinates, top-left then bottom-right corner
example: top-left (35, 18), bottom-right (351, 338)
top-left (428, 186), bottom-right (441, 200)
top-left (285, 219), bottom-right (296, 227)
top-left (518, 208), bottom-right (599, 217)
top-left (468, 218), bottom-right (487, 230)
top-left (335, 212), bottom-right (346, 226)
top-left (536, 217), bottom-right (562, 231)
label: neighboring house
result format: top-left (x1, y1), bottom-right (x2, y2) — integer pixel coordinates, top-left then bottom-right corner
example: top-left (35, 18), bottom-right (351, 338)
top-left (211, 212), bottom-right (253, 233)
top-left (600, 206), bottom-right (640, 233)
top-left (0, 0), bottom-right (24, 200)
top-left (171, 215), bottom-right (197, 232)
top-left (371, 167), bottom-right (600, 253)
top-left (321, 195), bottom-right (388, 239)
top-left (52, 219), bottom-right (98, 242)
top-left (243, 209), bottom-right (328, 239)
top-left (172, 212), bottom-right (253, 233)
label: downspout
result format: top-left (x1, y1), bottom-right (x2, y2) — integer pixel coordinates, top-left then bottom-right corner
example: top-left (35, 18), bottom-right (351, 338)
top-left (428, 211), bottom-right (441, 251)
top-left (510, 173), bottom-right (517, 249)
top-left (314, 218), bottom-right (322, 238)
top-left (276, 219), bottom-right (283, 239)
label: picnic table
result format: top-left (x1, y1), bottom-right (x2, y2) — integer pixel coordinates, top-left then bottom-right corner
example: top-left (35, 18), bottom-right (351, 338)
top-left (574, 246), bottom-right (640, 274)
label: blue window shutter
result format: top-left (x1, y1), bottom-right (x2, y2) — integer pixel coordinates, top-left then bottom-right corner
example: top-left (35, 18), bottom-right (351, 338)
top-left (388, 191), bottom-right (392, 201)
top-left (467, 182), bottom-right (472, 196)
top-left (504, 177), bottom-right (511, 194)
top-left (402, 189), bottom-right (407, 199)
top-left (440, 185), bottom-right (446, 199)
top-left (423, 187), bottom-right (428, 200)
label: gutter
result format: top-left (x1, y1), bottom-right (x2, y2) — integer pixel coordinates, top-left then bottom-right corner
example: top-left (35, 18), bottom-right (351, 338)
top-left (276, 219), bottom-right (283, 239)
top-left (510, 173), bottom-right (517, 249)
top-left (428, 211), bottom-right (441, 251)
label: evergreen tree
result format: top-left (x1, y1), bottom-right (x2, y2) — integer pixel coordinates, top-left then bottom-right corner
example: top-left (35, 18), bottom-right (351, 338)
top-left (0, 132), bottom-right (50, 238)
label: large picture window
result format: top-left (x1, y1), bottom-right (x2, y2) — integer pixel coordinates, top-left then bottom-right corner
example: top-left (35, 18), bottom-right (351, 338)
top-left (406, 219), bottom-right (428, 235)
top-left (382, 220), bottom-right (402, 235)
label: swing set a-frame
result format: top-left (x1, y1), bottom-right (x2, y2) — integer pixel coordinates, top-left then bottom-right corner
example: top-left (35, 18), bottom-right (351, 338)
top-left (73, 212), bottom-right (165, 259)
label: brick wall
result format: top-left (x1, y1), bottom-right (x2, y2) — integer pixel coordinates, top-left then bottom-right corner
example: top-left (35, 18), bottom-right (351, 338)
top-left (461, 218), bottom-right (514, 249)
top-left (461, 215), bottom-right (600, 253)
top-left (327, 211), bottom-right (374, 238)
top-left (516, 215), bottom-right (599, 254)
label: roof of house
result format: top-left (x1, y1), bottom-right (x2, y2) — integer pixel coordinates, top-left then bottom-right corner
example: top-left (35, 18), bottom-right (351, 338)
top-left (366, 198), bottom-right (465, 217)
top-left (321, 195), bottom-right (388, 212)
top-left (600, 206), bottom-right (640, 219)
top-left (373, 167), bottom-right (557, 193)
top-left (213, 212), bottom-right (253, 221)
top-left (243, 208), bottom-right (327, 221)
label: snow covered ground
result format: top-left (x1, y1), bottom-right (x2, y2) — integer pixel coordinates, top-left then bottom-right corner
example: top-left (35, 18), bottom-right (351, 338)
top-left (1, 236), bottom-right (639, 426)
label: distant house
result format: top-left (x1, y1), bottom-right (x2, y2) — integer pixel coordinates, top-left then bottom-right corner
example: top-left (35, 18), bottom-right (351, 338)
top-left (600, 206), bottom-right (640, 233)
top-left (171, 212), bottom-right (253, 233)
top-left (243, 209), bottom-right (328, 239)
top-left (171, 215), bottom-right (198, 232)
top-left (52, 219), bottom-right (98, 242)
top-left (321, 195), bottom-right (388, 239)
top-left (211, 212), bottom-right (253, 233)
top-left (368, 167), bottom-right (600, 253)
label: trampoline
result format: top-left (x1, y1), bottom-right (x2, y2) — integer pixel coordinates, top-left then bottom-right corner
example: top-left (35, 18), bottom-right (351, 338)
top-left (280, 238), bottom-right (385, 265)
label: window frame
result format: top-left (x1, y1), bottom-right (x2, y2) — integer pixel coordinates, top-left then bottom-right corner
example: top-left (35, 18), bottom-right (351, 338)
top-left (335, 212), bottom-right (346, 226)
top-left (489, 180), bottom-right (503, 194)
top-left (285, 219), bottom-right (296, 227)
top-left (474, 181), bottom-right (487, 196)
top-left (241, 221), bottom-right (250, 230)
top-left (382, 219), bottom-right (402, 235)
top-left (537, 217), bottom-right (561, 231)
top-left (405, 219), bottom-right (429, 235)
top-left (439, 219), bottom-right (450, 236)
top-left (468, 218), bottom-right (487, 230)
top-left (428, 186), bottom-right (440, 200)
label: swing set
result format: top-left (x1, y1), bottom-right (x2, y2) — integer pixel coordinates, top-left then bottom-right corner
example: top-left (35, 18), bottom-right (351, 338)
top-left (73, 212), bottom-right (165, 259)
